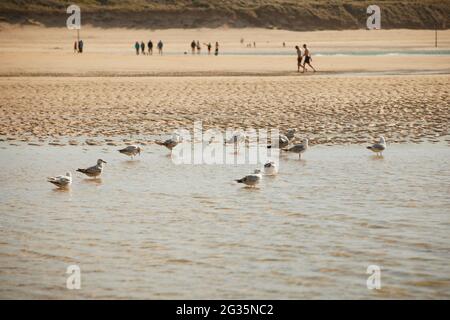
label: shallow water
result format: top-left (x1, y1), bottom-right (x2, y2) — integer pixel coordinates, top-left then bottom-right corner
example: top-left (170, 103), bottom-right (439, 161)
top-left (0, 142), bottom-right (449, 299)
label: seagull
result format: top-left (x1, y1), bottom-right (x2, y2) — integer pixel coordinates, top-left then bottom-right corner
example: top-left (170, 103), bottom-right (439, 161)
top-left (263, 161), bottom-right (278, 175)
top-left (155, 134), bottom-right (181, 150)
top-left (283, 138), bottom-right (309, 159)
top-left (367, 136), bottom-right (386, 156)
top-left (267, 129), bottom-right (296, 149)
top-left (76, 159), bottom-right (107, 178)
top-left (285, 128), bottom-right (297, 141)
top-left (267, 134), bottom-right (289, 149)
top-left (118, 145), bottom-right (141, 159)
top-left (47, 172), bottom-right (72, 188)
top-left (235, 169), bottom-right (262, 187)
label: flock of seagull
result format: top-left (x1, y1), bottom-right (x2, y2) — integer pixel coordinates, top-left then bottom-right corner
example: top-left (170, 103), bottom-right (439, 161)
top-left (47, 130), bottom-right (387, 189)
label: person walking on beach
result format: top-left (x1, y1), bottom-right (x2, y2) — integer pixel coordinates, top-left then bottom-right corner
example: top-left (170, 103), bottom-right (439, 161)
top-left (78, 39), bottom-right (84, 53)
top-left (196, 40), bottom-right (201, 54)
top-left (74, 41), bottom-right (78, 53)
top-left (135, 41), bottom-right (140, 55)
top-left (302, 44), bottom-right (316, 73)
top-left (191, 40), bottom-right (196, 54)
top-left (148, 40), bottom-right (153, 55)
top-left (157, 40), bottom-right (163, 55)
top-left (141, 41), bottom-right (145, 55)
top-left (295, 45), bottom-right (305, 73)
top-left (204, 42), bottom-right (212, 55)
top-left (215, 42), bottom-right (219, 56)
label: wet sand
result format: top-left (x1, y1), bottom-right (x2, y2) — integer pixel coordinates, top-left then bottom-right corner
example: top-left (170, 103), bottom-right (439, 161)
top-left (0, 75), bottom-right (449, 145)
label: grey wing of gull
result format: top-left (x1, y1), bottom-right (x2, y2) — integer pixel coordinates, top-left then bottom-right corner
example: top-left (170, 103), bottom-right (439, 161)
top-left (246, 175), bottom-right (259, 183)
top-left (289, 144), bottom-right (305, 153)
top-left (371, 143), bottom-right (385, 151)
top-left (84, 165), bottom-right (101, 174)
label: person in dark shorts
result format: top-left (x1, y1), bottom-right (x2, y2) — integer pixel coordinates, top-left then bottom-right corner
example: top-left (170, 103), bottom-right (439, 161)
top-left (148, 40), bottom-right (153, 55)
top-left (157, 40), bottom-right (163, 55)
top-left (295, 45), bottom-right (304, 72)
top-left (141, 41), bottom-right (145, 55)
top-left (78, 40), bottom-right (83, 53)
top-left (215, 42), bottom-right (219, 56)
top-left (191, 40), bottom-right (196, 54)
top-left (302, 44), bottom-right (316, 73)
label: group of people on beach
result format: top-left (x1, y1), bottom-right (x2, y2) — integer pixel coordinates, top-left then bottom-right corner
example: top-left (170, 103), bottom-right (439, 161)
top-left (295, 44), bottom-right (316, 73)
top-left (73, 39), bottom-right (84, 53)
top-left (189, 40), bottom-right (219, 55)
top-left (77, 38), bottom-right (316, 72)
top-left (135, 40), bottom-right (164, 55)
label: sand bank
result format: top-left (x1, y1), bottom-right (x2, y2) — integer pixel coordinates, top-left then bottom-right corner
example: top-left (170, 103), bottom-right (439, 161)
top-left (0, 75), bottom-right (448, 145)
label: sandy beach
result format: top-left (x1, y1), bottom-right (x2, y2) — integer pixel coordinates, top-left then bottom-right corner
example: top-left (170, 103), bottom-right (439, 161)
top-left (1, 21), bottom-right (450, 300)
top-left (0, 26), bottom-right (449, 145)
top-left (0, 26), bottom-right (449, 76)
top-left (0, 75), bottom-right (449, 146)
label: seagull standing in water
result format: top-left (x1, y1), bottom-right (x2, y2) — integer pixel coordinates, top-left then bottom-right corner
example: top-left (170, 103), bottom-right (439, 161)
top-left (267, 129), bottom-right (296, 149)
top-left (118, 145), bottom-right (141, 159)
top-left (264, 161), bottom-right (278, 175)
top-left (284, 138), bottom-right (309, 159)
top-left (47, 172), bottom-right (72, 188)
top-left (155, 134), bottom-right (181, 151)
top-left (367, 136), bottom-right (386, 156)
top-left (76, 159), bottom-right (107, 178)
top-left (235, 169), bottom-right (262, 187)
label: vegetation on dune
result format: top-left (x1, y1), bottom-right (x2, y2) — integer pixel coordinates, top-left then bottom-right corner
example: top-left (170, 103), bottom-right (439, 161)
top-left (0, 0), bottom-right (448, 30)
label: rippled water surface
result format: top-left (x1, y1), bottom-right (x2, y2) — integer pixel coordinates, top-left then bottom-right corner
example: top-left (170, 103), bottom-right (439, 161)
top-left (0, 142), bottom-right (449, 299)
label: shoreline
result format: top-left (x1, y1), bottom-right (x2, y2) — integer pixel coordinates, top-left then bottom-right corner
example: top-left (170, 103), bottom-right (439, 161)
top-left (0, 69), bottom-right (449, 77)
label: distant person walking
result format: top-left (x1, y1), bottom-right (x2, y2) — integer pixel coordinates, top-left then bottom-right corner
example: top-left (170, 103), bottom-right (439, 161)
top-left (135, 41), bottom-right (140, 55)
top-left (74, 41), bottom-right (78, 53)
top-left (141, 41), bottom-right (145, 55)
top-left (204, 42), bottom-right (212, 54)
top-left (157, 40), bottom-right (163, 55)
top-left (215, 42), bottom-right (219, 56)
top-left (295, 45), bottom-right (304, 73)
top-left (191, 40), bottom-right (196, 54)
top-left (78, 39), bottom-right (84, 53)
top-left (196, 40), bottom-right (201, 54)
top-left (302, 44), bottom-right (316, 72)
top-left (148, 40), bottom-right (153, 55)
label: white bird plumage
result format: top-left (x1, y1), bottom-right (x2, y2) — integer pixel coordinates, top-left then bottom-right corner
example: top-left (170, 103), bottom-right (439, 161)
top-left (263, 161), bottom-right (278, 175)
top-left (47, 172), bottom-right (72, 188)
